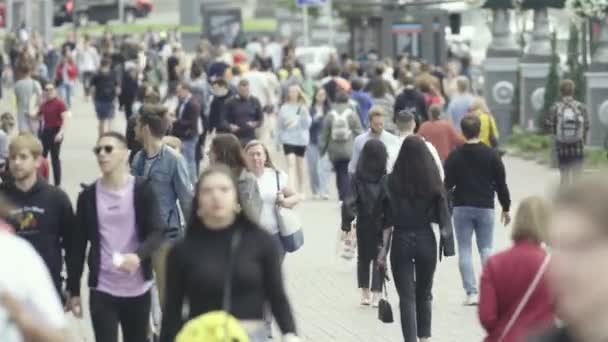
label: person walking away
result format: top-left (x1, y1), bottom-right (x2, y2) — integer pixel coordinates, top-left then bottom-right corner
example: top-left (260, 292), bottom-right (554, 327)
top-left (394, 110), bottom-right (444, 179)
top-left (91, 58), bottom-right (120, 138)
top-left (0, 133), bottom-right (76, 300)
top-left (67, 132), bottom-right (164, 342)
top-left (172, 82), bottom-right (201, 184)
top-left (470, 97), bottom-right (500, 148)
top-left (341, 139), bottom-right (389, 307)
top-left (208, 78), bottom-right (234, 136)
top-left (378, 135), bottom-right (455, 342)
top-left (76, 34), bottom-right (100, 99)
top-left (307, 88), bottom-right (332, 200)
top-left (119, 64), bottom-right (140, 121)
top-left (351, 78), bottom-right (373, 130)
top-left (546, 79), bottom-right (589, 186)
top-left (479, 196), bottom-right (555, 342)
top-left (394, 74), bottom-right (428, 130)
top-left (0, 218), bottom-right (69, 342)
top-left (348, 106), bottom-right (401, 176)
top-left (132, 108), bottom-right (193, 307)
top-left (38, 84), bottom-right (70, 186)
top-left (164, 45), bottom-right (183, 102)
top-left (446, 76), bottom-right (475, 132)
top-left (369, 78), bottom-right (396, 133)
top-left (189, 64), bottom-right (211, 175)
top-left (530, 178), bottom-right (608, 342)
top-left (444, 114), bottom-right (511, 305)
top-left (209, 134), bottom-right (263, 223)
top-left (14, 65), bottom-right (43, 134)
top-left (418, 104), bottom-right (465, 162)
top-left (419, 81), bottom-right (445, 108)
top-left (54, 48), bottom-right (77, 108)
top-left (277, 84), bottom-right (312, 196)
top-left (319, 90), bottom-right (363, 201)
top-left (223, 79), bottom-right (264, 145)
top-left (159, 165), bottom-right (300, 342)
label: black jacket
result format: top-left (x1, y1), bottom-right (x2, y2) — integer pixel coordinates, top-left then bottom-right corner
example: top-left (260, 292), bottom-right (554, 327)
top-left (223, 95), bottom-right (263, 141)
top-left (209, 90), bottom-right (234, 133)
top-left (172, 97), bottom-right (201, 140)
top-left (394, 87), bottom-right (429, 126)
top-left (67, 177), bottom-right (164, 296)
top-left (0, 179), bottom-right (75, 296)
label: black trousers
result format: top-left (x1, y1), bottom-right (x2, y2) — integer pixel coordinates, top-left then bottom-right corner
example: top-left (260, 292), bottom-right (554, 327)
top-left (90, 290), bottom-right (151, 342)
top-left (333, 159), bottom-right (351, 201)
top-left (357, 227), bottom-right (382, 292)
top-left (39, 127), bottom-right (62, 186)
top-left (390, 229), bottom-right (437, 341)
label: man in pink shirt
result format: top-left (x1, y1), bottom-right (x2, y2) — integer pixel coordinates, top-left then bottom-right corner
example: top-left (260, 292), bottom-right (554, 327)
top-left (418, 104), bottom-right (464, 161)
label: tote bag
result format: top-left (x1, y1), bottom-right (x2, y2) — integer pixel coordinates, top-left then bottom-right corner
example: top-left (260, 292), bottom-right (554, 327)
top-left (274, 170), bottom-right (304, 253)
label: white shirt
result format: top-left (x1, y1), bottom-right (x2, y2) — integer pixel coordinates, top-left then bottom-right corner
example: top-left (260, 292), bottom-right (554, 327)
top-left (0, 232), bottom-right (66, 342)
top-left (255, 167), bottom-right (288, 235)
top-left (348, 130), bottom-right (402, 174)
top-left (243, 70), bottom-right (271, 107)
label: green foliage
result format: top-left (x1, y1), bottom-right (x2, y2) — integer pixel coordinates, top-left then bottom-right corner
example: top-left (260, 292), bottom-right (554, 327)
top-left (540, 31), bottom-right (561, 133)
top-left (483, 0), bottom-right (514, 9)
top-left (276, 0), bottom-right (321, 17)
top-left (564, 23), bottom-right (587, 102)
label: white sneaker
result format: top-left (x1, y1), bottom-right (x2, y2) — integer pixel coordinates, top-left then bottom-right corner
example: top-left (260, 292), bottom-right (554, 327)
top-left (464, 294), bottom-right (479, 306)
top-left (371, 293), bottom-right (381, 308)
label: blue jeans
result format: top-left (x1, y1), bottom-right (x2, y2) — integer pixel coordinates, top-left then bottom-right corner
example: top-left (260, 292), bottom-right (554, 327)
top-left (452, 207), bottom-right (495, 296)
top-left (59, 83), bottom-right (73, 108)
top-left (181, 137), bottom-right (198, 185)
top-left (306, 144), bottom-right (330, 196)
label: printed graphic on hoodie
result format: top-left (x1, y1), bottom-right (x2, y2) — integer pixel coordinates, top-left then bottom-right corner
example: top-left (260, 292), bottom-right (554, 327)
top-left (9, 206), bottom-right (45, 235)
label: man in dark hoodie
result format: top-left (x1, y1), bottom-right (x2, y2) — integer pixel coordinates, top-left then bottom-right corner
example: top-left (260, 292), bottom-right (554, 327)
top-left (0, 133), bottom-right (76, 300)
top-left (208, 78), bottom-right (233, 135)
top-left (394, 74), bottom-right (428, 130)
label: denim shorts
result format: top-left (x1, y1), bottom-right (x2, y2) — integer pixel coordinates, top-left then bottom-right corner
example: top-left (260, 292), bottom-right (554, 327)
top-left (95, 100), bottom-right (115, 120)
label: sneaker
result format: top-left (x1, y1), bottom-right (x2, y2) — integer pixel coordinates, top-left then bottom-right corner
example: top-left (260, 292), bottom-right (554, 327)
top-left (464, 294), bottom-right (479, 306)
top-left (371, 293), bottom-right (381, 308)
top-left (320, 194), bottom-right (330, 200)
top-left (361, 291), bottom-right (371, 306)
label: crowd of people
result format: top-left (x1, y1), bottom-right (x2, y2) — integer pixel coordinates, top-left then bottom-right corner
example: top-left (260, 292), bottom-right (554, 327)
top-left (0, 24), bottom-right (599, 342)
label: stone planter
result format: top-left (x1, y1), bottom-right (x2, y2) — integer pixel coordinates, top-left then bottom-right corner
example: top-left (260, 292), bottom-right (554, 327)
top-left (523, 7), bottom-right (552, 61)
top-left (487, 8), bottom-right (520, 57)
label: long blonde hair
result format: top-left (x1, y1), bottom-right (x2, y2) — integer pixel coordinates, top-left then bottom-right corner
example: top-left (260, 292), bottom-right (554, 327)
top-left (470, 96), bottom-right (490, 114)
top-left (512, 196), bottom-right (550, 243)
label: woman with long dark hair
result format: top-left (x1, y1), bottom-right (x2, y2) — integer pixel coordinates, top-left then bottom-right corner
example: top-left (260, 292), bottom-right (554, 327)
top-left (378, 135), bottom-right (455, 342)
top-left (341, 139), bottom-right (389, 307)
top-left (160, 165), bottom-right (300, 342)
top-left (307, 87), bottom-right (331, 199)
top-left (209, 133), bottom-right (262, 222)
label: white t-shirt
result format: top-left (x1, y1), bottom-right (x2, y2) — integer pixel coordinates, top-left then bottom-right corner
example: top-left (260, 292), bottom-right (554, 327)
top-left (255, 167), bottom-right (288, 235)
top-left (0, 232), bottom-right (66, 342)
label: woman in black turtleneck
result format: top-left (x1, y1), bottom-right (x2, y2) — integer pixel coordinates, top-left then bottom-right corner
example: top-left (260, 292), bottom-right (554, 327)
top-left (159, 165), bottom-right (299, 342)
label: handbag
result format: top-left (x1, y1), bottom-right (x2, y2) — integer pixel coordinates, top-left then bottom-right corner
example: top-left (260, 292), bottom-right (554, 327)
top-left (498, 255), bottom-right (552, 342)
top-left (377, 273), bottom-right (394, 324)
top-left (176, 229), bottom-right (250, 342)
top-left (274, 170), bottom-right (304, 253)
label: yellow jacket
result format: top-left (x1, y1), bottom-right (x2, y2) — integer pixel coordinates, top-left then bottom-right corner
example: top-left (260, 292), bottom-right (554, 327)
top-left (475, 110), bottom-right (499, 147)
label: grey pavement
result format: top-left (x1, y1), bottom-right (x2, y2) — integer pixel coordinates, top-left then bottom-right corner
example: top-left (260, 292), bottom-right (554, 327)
top-left (1, 86), bottom-right (560, 341)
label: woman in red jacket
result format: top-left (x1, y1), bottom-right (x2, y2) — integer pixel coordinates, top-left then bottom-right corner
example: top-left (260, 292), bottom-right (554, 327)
top-left (54, 48), bottom-right (78, 109)
top-left (478, 196), bottom-right (555, 342)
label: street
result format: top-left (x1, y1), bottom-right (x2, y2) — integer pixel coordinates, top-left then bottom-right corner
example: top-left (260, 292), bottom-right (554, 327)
top-left (2, 86), bottom-right (560, 341)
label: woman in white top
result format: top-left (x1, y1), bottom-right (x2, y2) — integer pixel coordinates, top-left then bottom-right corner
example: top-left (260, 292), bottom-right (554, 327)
top-left (277, 84), bottom-right (312, 196)
top-left (244, 140), bottom-right (300, 254)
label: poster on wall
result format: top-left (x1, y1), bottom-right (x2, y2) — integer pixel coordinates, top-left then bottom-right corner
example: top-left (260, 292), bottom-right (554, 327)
top-left (203, 7), bottom-right (244, 48)
top-left (392, 23), bottom-right (422, 58)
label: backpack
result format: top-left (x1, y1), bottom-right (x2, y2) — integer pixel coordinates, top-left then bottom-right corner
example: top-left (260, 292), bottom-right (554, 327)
top-left (330, 108), bottom-right (354, 142)
top-left (555, 101), bottom-right (585, 144)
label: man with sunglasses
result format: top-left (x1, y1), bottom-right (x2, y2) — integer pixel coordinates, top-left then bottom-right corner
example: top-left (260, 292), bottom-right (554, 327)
top-left (68, 132), bottom-right (164, 342)
top-left (131, 105), bottom-right (192, 308)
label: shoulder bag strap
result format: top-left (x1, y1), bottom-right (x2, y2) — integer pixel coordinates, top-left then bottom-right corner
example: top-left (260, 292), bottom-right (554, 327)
top-left (275, 169), bottom-right (280, 192)
top-left (498, 255), bottom-right (552, 342)
top-left (221, 228), bottom-right (243, 312)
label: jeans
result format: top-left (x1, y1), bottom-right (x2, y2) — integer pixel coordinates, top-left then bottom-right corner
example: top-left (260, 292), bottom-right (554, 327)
top-left (333, 159), bottom-right (351, 201)
top-left (306, 144), bottom-right (330, 196)
top-left (89, 290), bottom-right (151, 342)
top-left (181, 137), bottom-right (198, 185)
top-left (59, 83), bottom-right (73, 108)
top-left (453, 206), bottom-right (495, 296)
top-left (40, 127), bottom-right (62, 186)
top-left (390, 229), bottom-right (437, 341)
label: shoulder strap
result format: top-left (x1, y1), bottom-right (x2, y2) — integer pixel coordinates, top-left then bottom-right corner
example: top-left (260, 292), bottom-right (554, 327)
top-left (222, 228), bottom-right (243, 312)
top-left (499, 255), bottom-right (551, 342)
top-left (275, 169), bottom-right (280, 191)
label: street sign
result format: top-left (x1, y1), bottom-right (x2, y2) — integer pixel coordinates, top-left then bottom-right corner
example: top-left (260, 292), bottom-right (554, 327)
top-left (296, 0), bottom-right (327, 6)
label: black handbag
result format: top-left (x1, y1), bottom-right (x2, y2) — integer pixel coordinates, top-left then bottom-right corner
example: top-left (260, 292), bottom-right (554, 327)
top-left (377, 273), bottom-right (394, 324)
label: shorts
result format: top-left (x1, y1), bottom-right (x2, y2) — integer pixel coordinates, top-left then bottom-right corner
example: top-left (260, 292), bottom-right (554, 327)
top-left (283, 144), bottom-right (306, 157)
top-left (95, 100), bottom-right (115, 120)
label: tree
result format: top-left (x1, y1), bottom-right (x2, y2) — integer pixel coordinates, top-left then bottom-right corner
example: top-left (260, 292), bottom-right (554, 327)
top-left (564, 23), bottom-right (586, 102)
top-left (540, 31), bottom-right (560, 133)
top-left (520, 0), bottom-right (565, 9)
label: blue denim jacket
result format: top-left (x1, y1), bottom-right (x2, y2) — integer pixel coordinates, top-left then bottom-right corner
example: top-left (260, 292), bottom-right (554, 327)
top-left (131, 145), bottom-right (193, 239)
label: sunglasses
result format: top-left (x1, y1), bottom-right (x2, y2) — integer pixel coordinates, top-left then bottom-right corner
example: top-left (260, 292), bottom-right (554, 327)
top-left (93, 145), bottom-right (114, 155)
